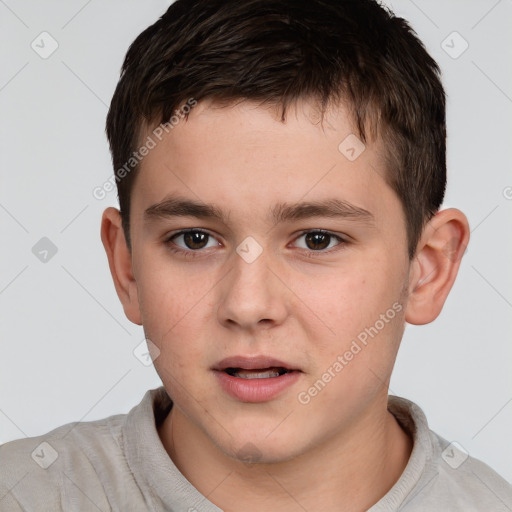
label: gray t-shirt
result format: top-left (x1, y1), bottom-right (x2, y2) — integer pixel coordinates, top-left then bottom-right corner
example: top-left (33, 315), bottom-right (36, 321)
top-left (0, 387), bottom-right (511, 511)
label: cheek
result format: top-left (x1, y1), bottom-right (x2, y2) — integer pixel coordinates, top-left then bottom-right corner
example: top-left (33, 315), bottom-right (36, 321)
top-left (135, 264), bottom-right (216, 372)
top-left (300, 259), bottom-right (403, 334)
top-left (136, 248), bottom-right (214, 331)
top-left (294, 255), bottom-right (407, 386)
top-left (141, 274), bottom-right (214, 405)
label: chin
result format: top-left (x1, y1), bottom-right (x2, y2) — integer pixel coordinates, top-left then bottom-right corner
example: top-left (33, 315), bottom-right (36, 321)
top-left (223, 434), bottom-right (303, 466)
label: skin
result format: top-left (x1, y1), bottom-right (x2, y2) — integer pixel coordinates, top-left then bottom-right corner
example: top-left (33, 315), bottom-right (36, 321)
top-left (101, 99), bottom-right (470, 511)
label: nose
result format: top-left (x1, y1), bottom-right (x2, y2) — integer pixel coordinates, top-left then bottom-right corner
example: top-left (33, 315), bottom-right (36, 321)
top-left (216, 245), bottom-right (288, 332)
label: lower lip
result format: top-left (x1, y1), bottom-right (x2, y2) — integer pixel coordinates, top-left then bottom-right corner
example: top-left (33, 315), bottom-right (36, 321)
top-left (214, 370), bottom-right (301, 403)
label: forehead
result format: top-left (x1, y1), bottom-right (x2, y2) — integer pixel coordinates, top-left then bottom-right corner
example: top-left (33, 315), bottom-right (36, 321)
top-left (131, 99), bottom-right (394, 228)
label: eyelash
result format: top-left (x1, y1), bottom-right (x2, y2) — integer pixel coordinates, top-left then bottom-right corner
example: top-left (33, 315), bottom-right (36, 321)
top-left (164, 229), bottom-right (347, 259)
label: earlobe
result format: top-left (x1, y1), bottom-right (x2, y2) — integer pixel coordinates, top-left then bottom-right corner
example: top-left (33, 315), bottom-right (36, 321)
top-left (405, 208), bottom-right (470, 325)
top-left (100, 207), bottom-right (142, 326)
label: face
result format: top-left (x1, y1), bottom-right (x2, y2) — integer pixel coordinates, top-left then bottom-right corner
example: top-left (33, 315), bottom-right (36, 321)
top-left (128, 99), bottom-right (411, 463)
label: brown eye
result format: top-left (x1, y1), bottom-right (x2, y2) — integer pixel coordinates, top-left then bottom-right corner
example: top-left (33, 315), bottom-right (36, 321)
top-left (169, 230), bottom-right (218, 251)
top-left (182, 231), bottom-right (209, 249)
top-left (304, 232), bottom-right (331, 250)
top-left (293, 230), bottom-right (344, 252)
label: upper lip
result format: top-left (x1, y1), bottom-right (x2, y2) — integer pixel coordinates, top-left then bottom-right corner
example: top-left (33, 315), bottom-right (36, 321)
top-left (213, 355), bottom-right (300, 372)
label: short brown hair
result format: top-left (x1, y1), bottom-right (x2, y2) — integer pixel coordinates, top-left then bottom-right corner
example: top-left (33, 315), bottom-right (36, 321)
top-left (106, 0), bottom-right (446, 258)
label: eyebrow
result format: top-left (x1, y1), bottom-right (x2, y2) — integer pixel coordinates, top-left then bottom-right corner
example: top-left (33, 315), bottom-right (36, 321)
top-left (144, 195), bottom-right (374, 225)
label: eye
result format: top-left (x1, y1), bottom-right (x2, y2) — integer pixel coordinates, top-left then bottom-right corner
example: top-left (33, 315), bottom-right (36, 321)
top-left (165, 228), bottom-right (346, 258)
top-left (293, 230), bottom-right (344, 252)
top-left (167, 229), bottom-right (220, 252)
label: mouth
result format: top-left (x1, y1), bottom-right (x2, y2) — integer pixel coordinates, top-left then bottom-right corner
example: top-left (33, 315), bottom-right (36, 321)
top-left (212, 356), bottom-right (302, 402)
top-left (223, 367), bottom-right (292, 379)
top-left (213, 355), bottom-right (301, 377)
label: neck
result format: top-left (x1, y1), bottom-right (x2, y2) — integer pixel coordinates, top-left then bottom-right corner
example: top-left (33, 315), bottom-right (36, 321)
top-left (158, 394), bottom-right (412, 512)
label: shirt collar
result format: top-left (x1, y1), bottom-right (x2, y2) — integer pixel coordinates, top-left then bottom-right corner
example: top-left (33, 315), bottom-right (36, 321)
top-left (123, 388), bottom-right (437, 511)
top-left (123, 387), bottom-right (222, 512)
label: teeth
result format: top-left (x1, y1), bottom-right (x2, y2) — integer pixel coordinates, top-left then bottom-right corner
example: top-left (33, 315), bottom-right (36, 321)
top-left (237, 370), bottom-right (280, 379)
top-left (228, 367), bottom-right (288, 379)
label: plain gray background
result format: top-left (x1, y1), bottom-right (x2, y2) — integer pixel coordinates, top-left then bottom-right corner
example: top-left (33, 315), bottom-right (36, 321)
top-left (1, 0), bottom-right (511, 483)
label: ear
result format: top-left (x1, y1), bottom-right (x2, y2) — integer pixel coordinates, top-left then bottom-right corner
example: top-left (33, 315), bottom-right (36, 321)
top-left (100, 207), bottom-right (142, 325)
top-left (405, 208), bottom-right (470, 325)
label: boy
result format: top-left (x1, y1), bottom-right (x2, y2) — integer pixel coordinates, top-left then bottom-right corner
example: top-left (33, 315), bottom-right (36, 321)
top-left (1, 0), bottom-right (511, 510)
